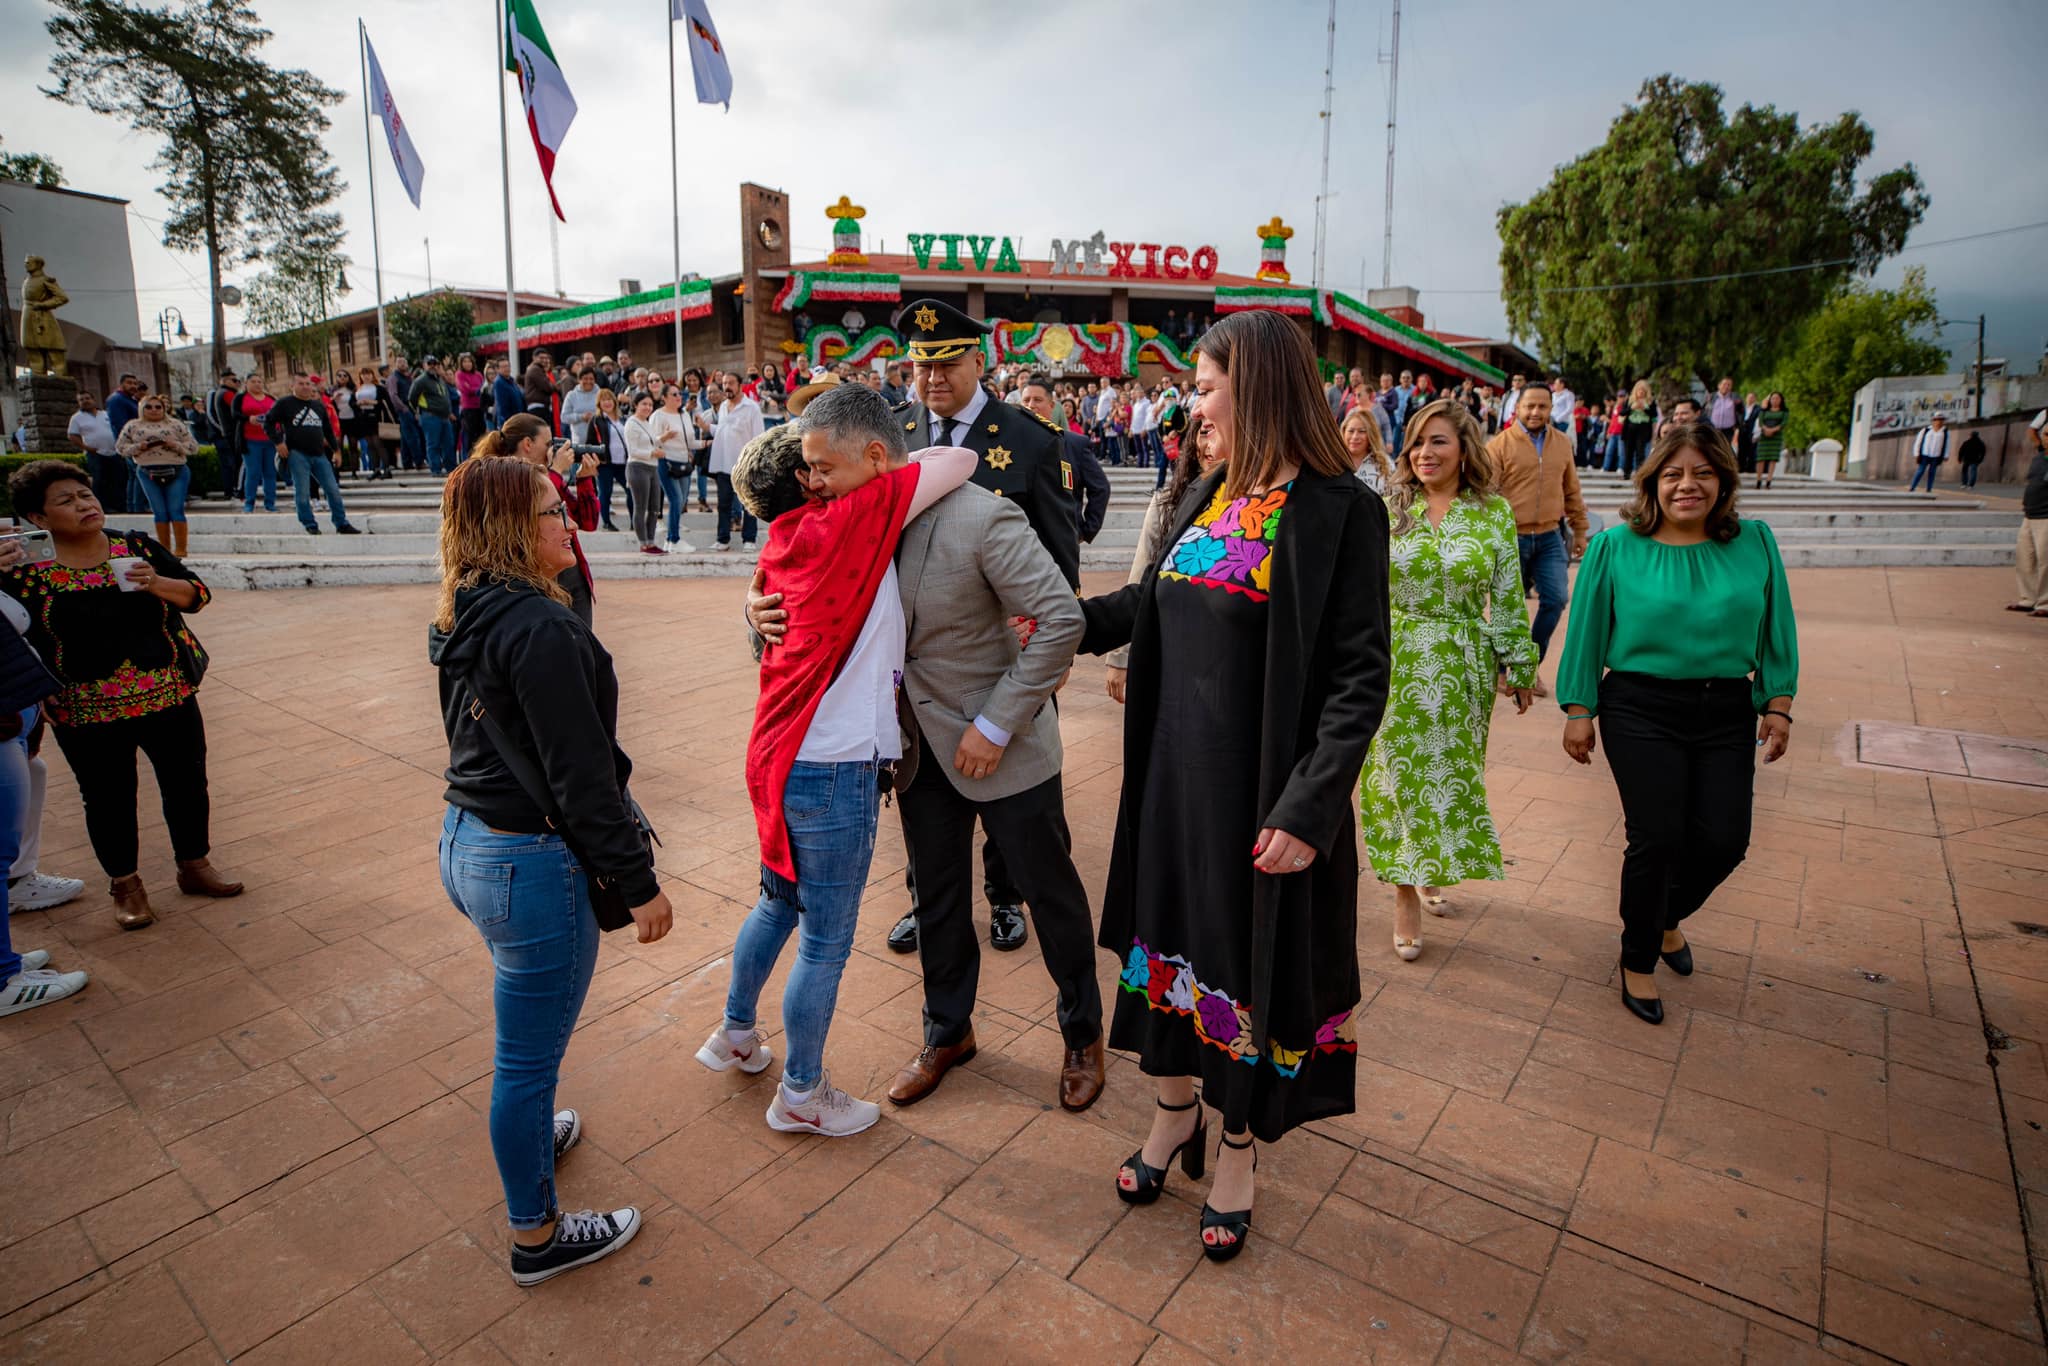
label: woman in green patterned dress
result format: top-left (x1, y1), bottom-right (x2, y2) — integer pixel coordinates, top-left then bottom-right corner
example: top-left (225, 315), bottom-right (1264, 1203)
top-left (1360, 399), bottom-right (1538, 961)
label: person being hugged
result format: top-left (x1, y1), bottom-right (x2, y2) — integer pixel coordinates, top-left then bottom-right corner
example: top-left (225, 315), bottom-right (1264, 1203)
top-left (1555, 426), bottom-right (1799, 1025)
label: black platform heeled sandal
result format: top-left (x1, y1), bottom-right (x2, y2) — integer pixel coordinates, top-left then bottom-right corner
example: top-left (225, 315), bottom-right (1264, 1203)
top-left (1115, 1096), bottom-right (1206, 1206)
top-left (1200, 1133), bottom-right (1257, 1263)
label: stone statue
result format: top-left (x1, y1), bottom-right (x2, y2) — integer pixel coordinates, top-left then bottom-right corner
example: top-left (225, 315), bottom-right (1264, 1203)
top-left (20, 255), bottom-right (70, 377)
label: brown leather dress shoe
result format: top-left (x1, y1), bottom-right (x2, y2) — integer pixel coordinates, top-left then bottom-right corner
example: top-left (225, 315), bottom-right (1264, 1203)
top-left (175, 859), bottom-right (244, 898)
top-left (1059, 1036), bottom-right (1106, 1112)
top-left (887, 1032), bottom-right (977, 1107)
top-left (109, 875), bottom-right (156, 931)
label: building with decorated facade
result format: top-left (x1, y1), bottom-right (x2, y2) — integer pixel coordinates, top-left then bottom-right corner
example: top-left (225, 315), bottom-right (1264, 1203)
top-left (465, 182), bottom-right (1528, 392)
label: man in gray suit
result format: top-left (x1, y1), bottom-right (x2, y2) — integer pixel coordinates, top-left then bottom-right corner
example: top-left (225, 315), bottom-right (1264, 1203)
top-left (748, 385), bottom-right (1107, 1112)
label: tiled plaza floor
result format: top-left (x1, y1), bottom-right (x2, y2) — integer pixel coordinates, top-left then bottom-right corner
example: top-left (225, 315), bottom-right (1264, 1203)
top-left (2, 566), bottom-right (2046, 1364)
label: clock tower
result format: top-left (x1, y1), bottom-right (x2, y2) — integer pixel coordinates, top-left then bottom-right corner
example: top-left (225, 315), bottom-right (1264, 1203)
top-left (739, 182), bottom-right (792, 369)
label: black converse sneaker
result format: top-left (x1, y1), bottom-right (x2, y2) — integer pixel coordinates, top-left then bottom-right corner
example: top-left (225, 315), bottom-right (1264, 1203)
top-left (509, 1206), bottom-right (642, 1286)
top-left (553, 1108), bottom-right (581, 1161)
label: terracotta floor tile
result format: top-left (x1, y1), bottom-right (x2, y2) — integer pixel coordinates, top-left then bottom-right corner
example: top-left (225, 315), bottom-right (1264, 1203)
top-left (1544, 976), bottom-right (1684, 1063)
top-left (629, 1107), bottom-right (787, 1217)
top-left (1315, 1055), bottom-right (1453, 1153)
top-left (1520, 1247), bottom-right (1748, 1364)
top-left (2007, 1092), bottom-right (2048, 1196)
top-left (165, 1150), bottom-right (447, 1356)
top-left (759, 1134), bottom-right (973, 1302)
top-left (289, 994), bottom-right (479, 1098)
top-left (75, 1173), bottom-right (208, 1265)
top-left (1154, 1235), bottom-right (1448, 1362)
top-left (1334, 1152), bottom-right (1559, 1273)
top-left (1674, 1014), bottom-right (1886, 1137)
top-left (80, 967), bottom-right (283, 1070)
top-left (1567, 1141), bottom-right (1823, 1321)
top-left (1070, 1199), bottom-right (1206, 1323)
top-left (1352, 984), bottom-right (1540, 1101)
top-left (1420, 1091), bottom-right (1595, 1211)
top-left (1526, 1027), bottom-right (1674, 1096)
top-left (0, 1107), bottom-right (173, 1249)
top-left (1738, 977), bottom-right (1888, 1057)
top-left (165, 1084), bottom-right (360, 1208)
top-left (2, 1062), bottom-right (126, 1153)
top-left (0, 1026), bottom-right (99, 1104)
top-left (0, 1221), bottom-right (99, 1320)
top-left (1823, 1271), bottom-right (2037, 1366)
top-left (1296, 1191), bottom-right (1540, 1346)
top-left (1827, 1135), bottom-right (2027, 1272)
top-left (369, 1229), bottom-right (524, 1357)
top-left (938, 1110), bottom-right (1134, 1276)
top-left (718, 1290), bottom-right (897, 1366)
top-left (1650, 1088), bottom-right (1829, 1207)
top-left (828, 1211), bottom-right (1015, 1359)
top-left (0, 1263), bottom-right (204, 1366)
top-left (931, 1264), bottom-right (1156, 1365)
top-left (1505, 1058), bottom-right (1663, 1147)
top-left (236, 1286), bottom-right (426, 1366)
top-left (219, 1007), bottom-right (323, 1070)
top-left (1826, 1214), bottom-right (2041, 1346)
top-left (1424, 945), bottom-right (1567, 1025)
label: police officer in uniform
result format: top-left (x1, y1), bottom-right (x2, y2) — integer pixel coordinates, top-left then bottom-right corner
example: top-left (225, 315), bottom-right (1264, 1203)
top-left (887, 299), bottom-right (1080, 958)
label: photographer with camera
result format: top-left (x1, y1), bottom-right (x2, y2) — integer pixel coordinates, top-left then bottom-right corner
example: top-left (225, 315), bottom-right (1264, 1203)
top-left (474, 415), bottom-right (599, 623)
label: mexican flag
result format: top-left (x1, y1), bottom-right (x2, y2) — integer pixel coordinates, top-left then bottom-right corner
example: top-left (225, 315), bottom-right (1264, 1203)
top-left (505, 0), bottom-right (576, 220)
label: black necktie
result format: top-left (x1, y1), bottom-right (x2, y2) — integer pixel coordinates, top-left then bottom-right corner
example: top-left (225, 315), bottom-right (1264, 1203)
top-left (934, 414), bottom-right (955, 447)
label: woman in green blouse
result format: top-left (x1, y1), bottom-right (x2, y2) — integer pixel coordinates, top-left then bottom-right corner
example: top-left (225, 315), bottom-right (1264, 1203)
top-left (1555, 427), bottom-right (1798, 1025)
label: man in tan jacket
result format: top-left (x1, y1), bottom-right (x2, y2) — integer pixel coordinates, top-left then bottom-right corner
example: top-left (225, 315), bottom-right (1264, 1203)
top-left (1487, 383), bottom-right (1589, 683)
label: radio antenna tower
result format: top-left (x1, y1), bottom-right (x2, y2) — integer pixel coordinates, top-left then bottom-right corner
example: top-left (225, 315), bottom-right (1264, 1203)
top-left (1311, 0), bottom-right (1336, 295)
top-left (1379, 0), bottom-right (1401, 287)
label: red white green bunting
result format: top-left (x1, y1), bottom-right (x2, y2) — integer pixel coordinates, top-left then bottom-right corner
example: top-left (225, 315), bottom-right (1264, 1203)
top-left (1213, 284), bottom-right (1326, 320)
top-left (801, 323), bottom-right (903, 368)
top-left (986, 321), bottom-right (1191, 376)
top-left (772, 271), bottom-right (902, 313)
top-left (1324, 291), bottom-right (1506, 385)
top-left (471, 281), bottom-right (713, 354)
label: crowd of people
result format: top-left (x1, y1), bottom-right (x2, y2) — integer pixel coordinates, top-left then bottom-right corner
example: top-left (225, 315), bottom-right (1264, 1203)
top-left (0, 286), bottom-right (1824, 1288)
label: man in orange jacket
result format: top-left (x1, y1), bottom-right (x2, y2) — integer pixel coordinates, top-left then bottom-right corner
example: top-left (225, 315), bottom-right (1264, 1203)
top-left (1486, 383), bottom-right (1588, 686)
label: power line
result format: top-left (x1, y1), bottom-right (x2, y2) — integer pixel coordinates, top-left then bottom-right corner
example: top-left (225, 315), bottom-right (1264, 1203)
top-left (1428, 219), bottom-right (2048, 296)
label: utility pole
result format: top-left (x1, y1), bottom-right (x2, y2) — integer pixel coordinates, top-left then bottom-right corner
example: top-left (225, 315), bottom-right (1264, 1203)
top-left (1311, 0), bottom-right (1336, 296)
top-left (1973, 313), bottom-right (1986, 420)
top-left (1379, 0), bottom-right (1402, 288)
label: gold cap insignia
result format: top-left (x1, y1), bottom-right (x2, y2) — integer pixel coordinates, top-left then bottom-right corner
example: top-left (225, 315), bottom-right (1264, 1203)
top-left (913, 305), bottom-right (939, 332)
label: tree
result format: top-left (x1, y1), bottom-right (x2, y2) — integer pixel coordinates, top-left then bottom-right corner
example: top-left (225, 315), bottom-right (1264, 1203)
top-left (241, 219), bottom-right (351, 375)
top-left (1498, 76), bottom-right (1928, 396)
top-left (387, 292), bottom-right (478, 369)
top-left (1759, 266), bottom-right (1948, 448)
top-left (0, 136), bottom-right (66, 187)
top-left (43, 0), bottom-right (345, 372)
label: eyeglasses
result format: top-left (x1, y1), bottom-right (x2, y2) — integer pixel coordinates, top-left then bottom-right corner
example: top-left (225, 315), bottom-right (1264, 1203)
top-left (537, 502), bottom-right (571, 529)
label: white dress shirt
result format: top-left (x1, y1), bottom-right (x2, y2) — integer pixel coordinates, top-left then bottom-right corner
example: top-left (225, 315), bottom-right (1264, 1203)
top-left (928, 384), bottom-right (988, 448)
top-left (710, 395), bottom-right (763, 475)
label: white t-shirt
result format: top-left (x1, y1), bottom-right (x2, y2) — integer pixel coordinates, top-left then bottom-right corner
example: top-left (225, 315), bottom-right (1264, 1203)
top-left (797, 562), bottom-right (906, 764)
top-left (650, 409), bottom-right (690, 463)
top-left (67, 410), bottom-right (115, 454)
top-left (1915, 427), bottom-right (1950, 460)
top-left (1131, 398), bottom-right (1154, 434)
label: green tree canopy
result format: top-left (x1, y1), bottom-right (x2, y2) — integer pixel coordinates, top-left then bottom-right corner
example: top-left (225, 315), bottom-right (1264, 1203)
top-left (241, 218), bottom-right (351, 375)
top-left (43, 0), bottom-right (345, 372)
top-left (1498, 76), bottom-right (1928, 396)
top-left (1759, 266), bottom-right (1949, 448)
top-left (0, 136), bottom-right (66, 188)
top-left (387, 292), bottom-right (478, 370)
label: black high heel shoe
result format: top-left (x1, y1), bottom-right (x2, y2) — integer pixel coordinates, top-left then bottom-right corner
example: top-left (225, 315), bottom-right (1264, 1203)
top-left (1659, 935), bottom-right (1694, 976)
top-left (1619, 959), bottom-right (1664, 1025)
top-left (1116, 1096), bottom-right (1206, 1206)
top-left (1200, 1133), bottom-right (1257, 1263)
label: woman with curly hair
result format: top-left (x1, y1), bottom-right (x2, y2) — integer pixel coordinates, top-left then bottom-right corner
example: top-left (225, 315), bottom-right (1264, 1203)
top-left (1359, 399), bottom-right (1537, 961)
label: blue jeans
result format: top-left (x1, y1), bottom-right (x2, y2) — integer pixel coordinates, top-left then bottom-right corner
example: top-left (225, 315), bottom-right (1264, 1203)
top-left (595, 462), bottom-right (631, 526)
top-left (1603, 435), bottom-right (1624, 472)
top-left (421, 413), bottom-right (455, 475)
top-left (243, 439), bottom-right (278, 511)
top-left (1517, 530), bottom-right (1570, 660)
top-left (399, 409), bottom-right (425, 468)
top-left (722, 760), bottom-right (881, 1092)
top-left (712, 472), bottom-right (756, 545)
top-left (439, 806), bottom-right (598, 1229)
top-left (288, 451), bottom-right (350, 530)
top-left (1908, 458), bottom-right (1941, 492)
top-left (136, 464), bottom-right (192, 523)
top-left (658, 460), bottom-right (690, 543)
top-left (0, 706), bottom-right (34, 982)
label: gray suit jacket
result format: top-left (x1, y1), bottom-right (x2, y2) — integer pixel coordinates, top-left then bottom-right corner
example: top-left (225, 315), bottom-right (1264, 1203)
top-left (897, 483), bottom-right (1081, 802)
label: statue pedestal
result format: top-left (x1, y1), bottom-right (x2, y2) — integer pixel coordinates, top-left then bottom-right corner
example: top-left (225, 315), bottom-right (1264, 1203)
top-left (14, 373), bottom-right (79, 455)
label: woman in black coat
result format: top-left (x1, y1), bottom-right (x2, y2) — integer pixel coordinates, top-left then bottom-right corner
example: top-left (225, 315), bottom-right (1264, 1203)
top-left (1079, 310), bottom-right (1391, 1262)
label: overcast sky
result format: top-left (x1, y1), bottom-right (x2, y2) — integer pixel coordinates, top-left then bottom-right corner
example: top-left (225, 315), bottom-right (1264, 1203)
top-left (4, 0), bottom-right (2044, 370)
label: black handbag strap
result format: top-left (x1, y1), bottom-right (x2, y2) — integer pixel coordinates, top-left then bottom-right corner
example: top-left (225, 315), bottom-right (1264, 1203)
top-left (454, 682), bottom-right (659, 859)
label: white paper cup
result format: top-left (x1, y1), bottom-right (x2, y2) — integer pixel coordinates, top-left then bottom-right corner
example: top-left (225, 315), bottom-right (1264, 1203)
top-left (108, 556), bottom-right (146, 591)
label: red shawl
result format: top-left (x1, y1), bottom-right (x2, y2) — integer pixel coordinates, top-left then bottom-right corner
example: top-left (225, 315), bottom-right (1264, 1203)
top-left (747, 465), bottom-right (919, 879)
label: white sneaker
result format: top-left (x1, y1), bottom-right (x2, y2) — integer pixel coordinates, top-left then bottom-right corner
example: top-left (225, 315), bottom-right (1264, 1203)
top-left (17, 949), bottom-right (48, 971)
top-left (0, 967), bottom-right (88, 1017)
top-left (766, 1070), bottom-right (881, 1137)
top-left (695, 1026), bottom-right (773, 1074)
top-left (10, 873), bottom-right (86, 913)
top-left (664, 539), bottom-right (696, 554)
top-left (710, 542), bottom-right (732, 552)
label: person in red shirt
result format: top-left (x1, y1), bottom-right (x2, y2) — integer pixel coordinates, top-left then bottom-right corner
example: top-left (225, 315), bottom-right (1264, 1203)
top-left (239, 377), bottom-right (278, 512)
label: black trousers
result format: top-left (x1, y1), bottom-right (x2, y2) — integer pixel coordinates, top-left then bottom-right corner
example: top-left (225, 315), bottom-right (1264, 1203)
top-left (1597, 673), bottom-right (1755, 973)
top-left (896, 733), bottom-right (1102, 1050)
top-left (51, 699), bottom-right (212, 878)
top-left (905, 828), bottom-right (1026, 911)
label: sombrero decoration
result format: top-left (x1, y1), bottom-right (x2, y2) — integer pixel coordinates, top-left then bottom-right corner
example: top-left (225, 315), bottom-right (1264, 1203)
top-left (900, 297), bottom-right (990, 364)
top-left (825, 195), bottom-right (868, 267)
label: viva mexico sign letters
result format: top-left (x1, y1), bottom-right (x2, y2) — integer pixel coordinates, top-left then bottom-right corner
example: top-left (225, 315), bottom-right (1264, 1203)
top-left (906, 229), bottom-right (1220, 281)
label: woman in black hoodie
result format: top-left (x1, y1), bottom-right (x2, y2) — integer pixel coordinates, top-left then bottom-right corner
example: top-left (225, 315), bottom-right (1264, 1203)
top-left (429, 457), bottom-right (672, 1286)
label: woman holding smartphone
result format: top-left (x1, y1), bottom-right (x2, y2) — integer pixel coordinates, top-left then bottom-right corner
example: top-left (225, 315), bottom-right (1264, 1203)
top-left (114, 393), bottom-right (198, 555)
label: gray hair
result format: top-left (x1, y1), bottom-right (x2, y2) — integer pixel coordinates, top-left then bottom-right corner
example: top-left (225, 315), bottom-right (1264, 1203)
top-left (796, 383), bottom-right (907, 461)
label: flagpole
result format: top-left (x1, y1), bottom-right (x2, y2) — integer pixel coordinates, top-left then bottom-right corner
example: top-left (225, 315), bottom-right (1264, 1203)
top-left (495, 0), bottom-right (520, 376)
top-left (357, 20), bottom-right (390, 363)
top-left (667, 4), bottom-right (683, 371)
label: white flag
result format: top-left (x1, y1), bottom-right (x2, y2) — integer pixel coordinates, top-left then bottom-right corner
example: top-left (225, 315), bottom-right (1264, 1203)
top-left (363, 32), bottom-right (425, 208)
top-left (672, 0), bottom-right (732, 111)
